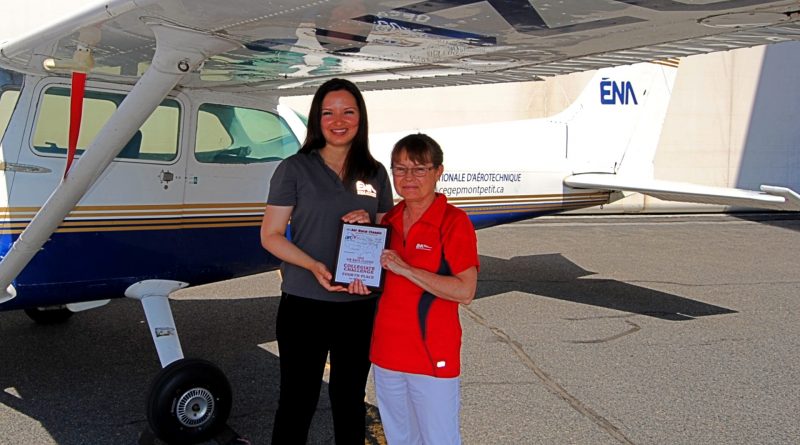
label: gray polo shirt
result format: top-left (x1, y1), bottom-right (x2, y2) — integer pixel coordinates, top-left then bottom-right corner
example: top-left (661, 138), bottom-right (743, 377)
top-left (267, 150), bottom-right (394, 302)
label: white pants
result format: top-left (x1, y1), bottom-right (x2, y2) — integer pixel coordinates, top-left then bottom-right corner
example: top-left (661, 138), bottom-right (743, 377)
top-left (373, 365), bottom-right (462, 445)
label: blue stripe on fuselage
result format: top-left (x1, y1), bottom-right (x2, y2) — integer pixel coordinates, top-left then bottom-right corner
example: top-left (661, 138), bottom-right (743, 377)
top-left (0, 225), bottom-right (280, 310)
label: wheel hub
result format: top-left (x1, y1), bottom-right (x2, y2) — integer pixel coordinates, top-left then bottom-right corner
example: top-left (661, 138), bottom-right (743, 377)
top-left (175, 387), bottom-right (215, 427)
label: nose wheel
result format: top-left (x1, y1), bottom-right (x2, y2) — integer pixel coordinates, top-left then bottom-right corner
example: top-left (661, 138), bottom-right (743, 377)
top-left (147, 358), bottom-right (232, 444)
top-left (24, 306), bottom-right (73, 324)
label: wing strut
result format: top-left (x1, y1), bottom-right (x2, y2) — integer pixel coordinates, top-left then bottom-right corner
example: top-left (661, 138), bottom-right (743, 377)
top-left (0, 23), bottom-right (239, 303)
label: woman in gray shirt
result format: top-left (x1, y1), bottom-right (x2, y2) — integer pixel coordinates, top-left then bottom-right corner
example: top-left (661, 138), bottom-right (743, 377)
top-left (261, 78), bottom-right (393, 444)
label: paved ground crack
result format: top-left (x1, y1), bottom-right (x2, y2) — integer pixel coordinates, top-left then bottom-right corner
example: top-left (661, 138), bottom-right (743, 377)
top-left (462, 306), bottom-right (636, 445)
top-left (568, 320), bottom-right (641, 344)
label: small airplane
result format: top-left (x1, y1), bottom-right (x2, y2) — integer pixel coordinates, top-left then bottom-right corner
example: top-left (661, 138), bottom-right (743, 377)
top-left (2, 1), bottom-right (800, 443)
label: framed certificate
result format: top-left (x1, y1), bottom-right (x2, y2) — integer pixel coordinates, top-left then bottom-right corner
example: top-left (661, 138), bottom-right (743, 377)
top-left (332, 222), bottom-right (391, 291)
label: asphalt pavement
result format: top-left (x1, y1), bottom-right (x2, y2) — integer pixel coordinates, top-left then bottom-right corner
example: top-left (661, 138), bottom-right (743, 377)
top-left (1, 213), bottom-right (799, 444)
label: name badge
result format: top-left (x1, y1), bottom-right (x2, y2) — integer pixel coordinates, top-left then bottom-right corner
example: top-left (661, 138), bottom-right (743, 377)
top-left (356, 180), bottom-right (377, 197)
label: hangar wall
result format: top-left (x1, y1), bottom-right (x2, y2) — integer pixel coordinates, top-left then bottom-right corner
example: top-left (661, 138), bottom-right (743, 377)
top-left (651, 41), bottom-right (800, 213)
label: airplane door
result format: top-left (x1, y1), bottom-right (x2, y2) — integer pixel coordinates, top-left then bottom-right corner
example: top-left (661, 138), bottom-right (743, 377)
top-left (9, 78), bottom-right (188, 298)
top-left (181, 93), bottom-right (301, 283)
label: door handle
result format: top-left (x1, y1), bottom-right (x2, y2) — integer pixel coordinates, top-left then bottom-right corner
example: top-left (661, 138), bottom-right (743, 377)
top-left (159, 170), bottom-right (175, 189)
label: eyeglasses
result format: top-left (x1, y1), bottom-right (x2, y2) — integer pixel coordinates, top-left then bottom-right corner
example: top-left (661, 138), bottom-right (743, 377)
top-left (390, 165), bottom-right (435, 177)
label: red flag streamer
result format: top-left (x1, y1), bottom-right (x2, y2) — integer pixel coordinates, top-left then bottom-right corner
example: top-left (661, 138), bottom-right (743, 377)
top-left (65, 71), bottom-right (86, 178)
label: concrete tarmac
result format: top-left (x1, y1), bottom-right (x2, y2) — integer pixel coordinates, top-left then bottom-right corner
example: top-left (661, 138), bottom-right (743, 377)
top-left (1, 213), bottom-right (799, 444)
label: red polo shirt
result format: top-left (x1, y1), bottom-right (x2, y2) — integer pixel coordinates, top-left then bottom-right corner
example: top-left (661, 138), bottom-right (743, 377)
top-left (370, 194), bottom-right (479, 378)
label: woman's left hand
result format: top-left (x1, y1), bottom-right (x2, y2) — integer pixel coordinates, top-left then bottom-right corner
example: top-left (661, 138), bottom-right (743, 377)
top-left (341, 209), bottom-right (371, 224)
top-left (347, 278), bottom-right (371, 296)
top-left (381, 249), bottom-right (410, 277)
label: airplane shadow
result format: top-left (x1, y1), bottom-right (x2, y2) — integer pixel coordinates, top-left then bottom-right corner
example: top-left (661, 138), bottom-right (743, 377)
top-left (732, 212), bottom-right (800, 233)
top-left (0, 296), bottom-right (355, 445)
top-left (475, 253), bottom-right (736, 320)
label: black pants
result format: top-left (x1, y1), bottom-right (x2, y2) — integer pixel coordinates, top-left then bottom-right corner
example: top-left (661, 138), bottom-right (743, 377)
top-left (271, 293), bottom-right (377, 444)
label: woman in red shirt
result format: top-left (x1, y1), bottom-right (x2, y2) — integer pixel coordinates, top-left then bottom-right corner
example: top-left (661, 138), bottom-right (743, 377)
top-left (372, 133), bottom-right (479, 445)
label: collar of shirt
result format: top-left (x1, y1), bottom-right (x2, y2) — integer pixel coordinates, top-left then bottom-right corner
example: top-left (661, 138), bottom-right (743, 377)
top-left (384, 193), bottom-right (448, 233)
top-left (310, 149), bottom-right (346, 188)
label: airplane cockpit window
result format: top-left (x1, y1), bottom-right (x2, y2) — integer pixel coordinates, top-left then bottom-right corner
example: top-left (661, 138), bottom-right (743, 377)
top-left (0, 68), bottom-right (23, 144)
top-left (195, 103), bottom-right (300, 164)
top-left (31, 86), bottom-right (180, 162)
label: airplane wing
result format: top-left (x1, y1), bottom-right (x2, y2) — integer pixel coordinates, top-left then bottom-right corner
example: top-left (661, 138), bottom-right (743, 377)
top-left (1, 0), bottom-right (799, 301)
top-left (565, 173), bottom-right (800, 211)
top-left (1, 0), bottom-right (800, 94)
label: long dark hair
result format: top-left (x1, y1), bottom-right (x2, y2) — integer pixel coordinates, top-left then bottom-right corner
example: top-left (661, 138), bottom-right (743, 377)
top-left (299, 78), bottom-right (379, 184)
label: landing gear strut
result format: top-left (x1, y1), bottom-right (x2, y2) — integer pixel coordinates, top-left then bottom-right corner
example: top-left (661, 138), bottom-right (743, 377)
top-left (127, 280), bottom-right (234, 445)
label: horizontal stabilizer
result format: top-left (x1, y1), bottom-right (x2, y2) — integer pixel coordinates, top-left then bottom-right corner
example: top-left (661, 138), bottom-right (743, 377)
top-left (564, 174), bottom-right (800, 212)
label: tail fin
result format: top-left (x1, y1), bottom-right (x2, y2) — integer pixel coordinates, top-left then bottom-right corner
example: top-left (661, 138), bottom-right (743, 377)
top-left (366, 60), bottom-right (678, 187)
top-left (557, 60), bottom-right (678, 178)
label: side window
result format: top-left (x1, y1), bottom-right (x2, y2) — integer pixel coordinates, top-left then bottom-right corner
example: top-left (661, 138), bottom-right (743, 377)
top-left (31, 86), bottom-right (180, 162)
top-left (0, 68), bottom-right (23, 143)
top-left (195, 103), bottom-right (300, 164)
top-left (0, 89), bottom-right (19, 143)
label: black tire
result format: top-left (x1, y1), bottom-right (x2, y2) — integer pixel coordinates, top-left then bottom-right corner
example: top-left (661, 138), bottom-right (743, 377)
top-left (146, 358), bottom-right (232, 445)
top-left (24, 306), bottom-right (73, 324)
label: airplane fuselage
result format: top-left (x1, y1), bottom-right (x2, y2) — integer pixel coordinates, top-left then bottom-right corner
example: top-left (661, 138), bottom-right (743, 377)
top-left (0, 59), bottom-right (677, 310)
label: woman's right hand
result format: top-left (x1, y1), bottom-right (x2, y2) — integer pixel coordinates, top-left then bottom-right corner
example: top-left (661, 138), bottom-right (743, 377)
top-left (310, 261), bottom-right (371, 295)
top-left (310, 261), bottom-right (347, 292)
